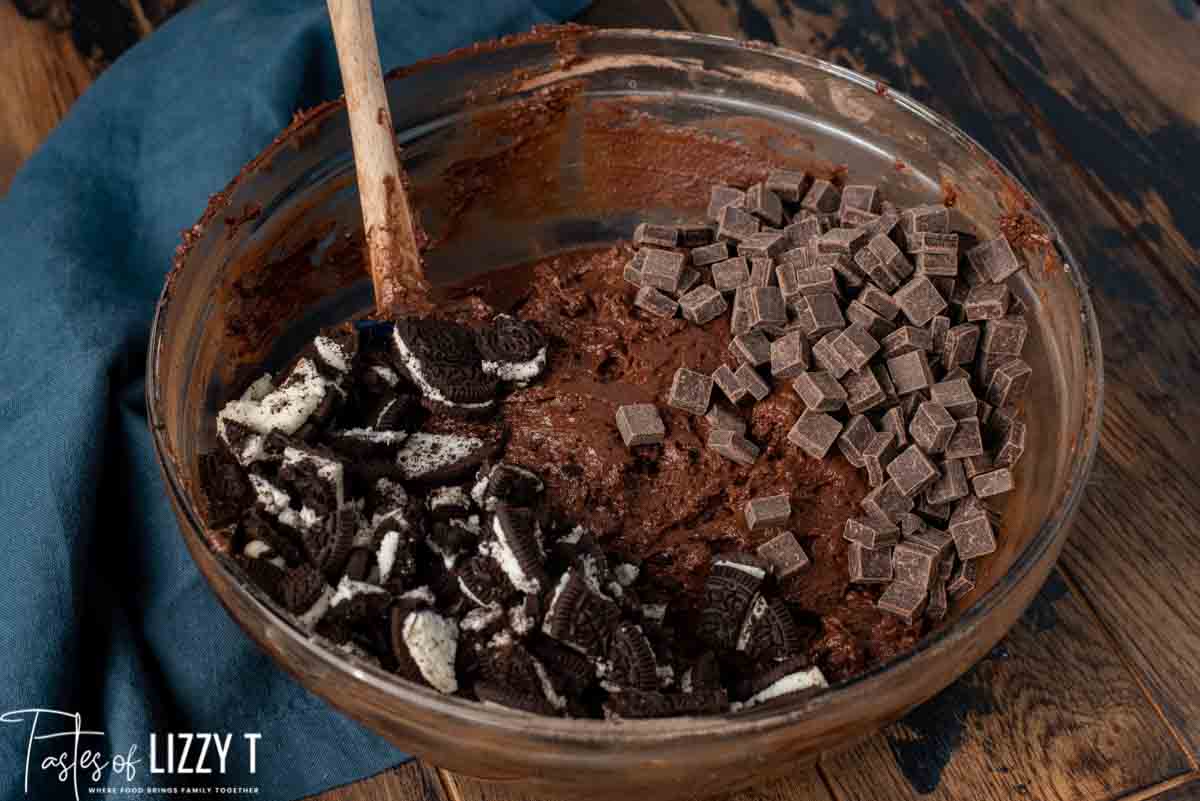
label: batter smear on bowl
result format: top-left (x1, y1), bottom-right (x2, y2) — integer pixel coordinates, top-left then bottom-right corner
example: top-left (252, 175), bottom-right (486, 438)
top-left (199, 170), bottom-right (1030, 718)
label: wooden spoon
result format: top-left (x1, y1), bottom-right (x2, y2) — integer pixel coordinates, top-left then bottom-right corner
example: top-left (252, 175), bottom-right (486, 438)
top-left (327, 0), bottom-right (430, 316)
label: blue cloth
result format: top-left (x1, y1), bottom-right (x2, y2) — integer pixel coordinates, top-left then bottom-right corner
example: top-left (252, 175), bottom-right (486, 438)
top-left (0, 1), bottom-right (587, 799)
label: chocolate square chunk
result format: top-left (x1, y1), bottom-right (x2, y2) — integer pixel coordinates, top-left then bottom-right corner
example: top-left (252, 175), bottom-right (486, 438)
top-left (994, 419), bottom-right (1027, 467)
top-left (962, 452), bottom-right (994, 480)
top-left (973, 467), bottom-right (1014, 498)
top-left (749, 257), bottom-right (775, 288)
top-left (712, 256), bottom-right (752, 294)
top-left (787, 412), bottom-right (843, 459)
top-left (792, 370), bottom-right (848, 412)
top-left (982, 316), bottom-right (1028, 356)
top-left (929, 314), bottom-right (951, 358)
top-left (735, 363), bottom-right (771, 401)
top-left (907, 528), bottom-right (954, 560)
top-left (713, 364), bottom-right (749, 405)
top-left (927, 577), bottom-right (949, 620)
top-left (794, 266), bottom-right (840, 297)
top-left (798, 292), bottom-right (846, 338)
top-left (679, 284), bottom-right (728, 325)
top-left (811, 331), bottom-right (851, 379)
top-left (873, 363), bottom-right (899, 406)
top-left (887, 444), bottom-right (940, 497)
top-left (677, 267), bottom-right (703, 295)
top-left (820, 252), bottom-right (867, 289)
top-left (679, 224), bottom-right (715, 248)
top-left (986, 359), bottom-right (1032, 407)
top-left (780, 245), bottom-right (816, 271)
top-left (784, 216), bottom-right (823, 248)
top-left (882, 325), bottom-right (934, 357)
top-left (877, 581), bottom-right (928, 624)
top-left (968, 236), bottom-right (1022, 283)
top-left (900, 391), bottom-right (924, 421)
top-left (867, 233), bottom-right (914, 282)
top-left (707, 185), bottom-right (746, 221)
top-left (880, 407), bottom-right (908, 449)
top-left (818, 227), bottom-right (870, 256)
top-left (801, 179), bottom-right (841, 213)
top-left (915, 251), bottom-right (958, 278)
top-left (900, 512), bottom-right (926, 537)
top-left (634, 222), bottom-right (679, 248)
top-left (840, 184), bottom-right (879, 216)
top-left (745, 184), bottom-right (785, 227)
top-left (907, 231), bottom-right (958, 256)
top-left (862, 479), bottom-right (914, 523)
top-left (745, 493), bottom-right (791, 530)
top-left (964, 284), bottom-right (1010, 321)
top-left (750, 287), bottom-right (788, 329)
top-left (901, 204), bottom-right (950, 236)
top-left (893, 542), bottom-right (937, 590)
top-left (943, 323), bottom-right (981, 366)
top-left (640, 248), bottom-right (687, 293)
top-left (863, 208), bottom-right (901, 239)
top-left (757, 530), bottom-right (810, 578)
top-left (943, 366), bottom-right (970, 383)
top-left (930, 377), bottom-right (977, 419)
top-left (949, 513), bottom-right (996, 560)
top-left (730, 331), bottom-right (772, 367)
top-left (848, 543), bottom-right (894, 584)
top-left (863, 431), bottom-right (899, 487)
top-left (624, 257), bottom-right (646, 288)
top-left (838, 414), bottom-right (876, 467)
top-left (945, 417), bottom-right (984, 460)
top-left (634, 285), bottom-right (678, 318)
top-left (930, 277), bottom-right (956, 306)
top-left (844, 515), bottom-right (900, 549)
top-left (771, 332), bottom-right (810, 379)
top-left (846, 300), bottom-right (897, 341)
top-left (852, 249), bottom-right (897, 293)
top-left (975, 351), bottom-right (1013, 389)
top-left (832, 323), bottom-right (880, 373)
top-left (739, 231), bottom-right (787, 260)
top-left (894, 275), bottom-right (948, 326)
top-left (705, 402), bottom-right (747, 435)
top-left (691, 240), bottom-right (732, 267)
top-left (717, 205), bottom-right (761, 242)
top-left (910, 401), bottom-right (956, 453)
top-left (927, 458), bottom-right (970, 505)
top-left (841, 208), bottom-right (880, 229)
top-left (917, 495), bottom-right (953, 524)
top-left (616, 404), bottom-right (666, 447)
top-left (948, 559), bottom-right (977, 600)
top-left (708, 429), bottom-right (760, 466)
top-left (775, 262), bottom-right (803, 300)
top-left (668, 367), bottom-right (713, 415)
top-left (887, 350), bottom-right (934, 395)
top-left (987, 405), bottom-right (1019, 439)
top-left (730, 288), bottom-right (754, 337)
top-left (766, 170), bottom-right (809, 203)
top-left (843, 367), bottom-right (887, 415)
top-left (859, 285), bottom-right (901, 320)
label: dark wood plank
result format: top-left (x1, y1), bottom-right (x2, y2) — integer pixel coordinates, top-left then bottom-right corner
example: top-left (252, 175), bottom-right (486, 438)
top-left (305, 761), bottom-right (449, 801)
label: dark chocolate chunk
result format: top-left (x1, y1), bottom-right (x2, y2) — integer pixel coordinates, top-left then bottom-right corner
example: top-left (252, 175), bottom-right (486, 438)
top-left (708, 428), bottom-right (761, 466)
top-left (893, 275), bottom-right (948, 326)
top-left (691, 240), bottom-right (732, 267)
top-left (679, 284), bottom-right (728, 325)
top-left (840, 185), bottom-right (879, 217)
top-left (745, 184), bottom-right (785, 227)
top-left (820, 252), bottom-right (867, 289)
top-left (634, 222), bottom-right (680, 248)
top-left (832, 323), bottom-right (880, 373)
top-left (848, 542), bottom-right (894, 584)
top-left (837, 414), bottom-right (877, 468)
top-left (967, 236), bottom-right (1022, 283)
top-left (792, 370), bottom-right (848, 412)
top-left (862, 479), bottom-right (914, 524)
top-left (842, 367), bottom-right (887, 415)
top-left (880, 406), bottom-right (908, 449)
top-left (624, 251), bottom-right (647, 287)
top-left (867, 233), bottom-right (914, 282)
top-left (862, 431), bottom-right (899, 487)
top-left (749, 257), bottom-right (776, 288)
top-left (756, 530), bottom-right (810, 579)
top-left (615, 403), bottom-right (666, 447)
top-left (927, 577), bottom-right (949, 621)
top-left (749, 286), bottom-right (788, 329)
top-left (886, 350), bottom-right (934, 395)
top-left (634, 285), bottom-right (678, 319)
top-left (707, 185), bottom-right (746, 221)
top-left (881, 325), bottom-right (933, 358)
top-left (667, 368), bottom-right (713, 415)
top-left (717, 204), bottom-right (761, 242)
top-left (730, 288), bottom-right (754, 336)
top-left (843, 516), bottom-right (900, 549)
top-left (640, 248), bottom-right (688, 294)
top-left (730, 331), bottom-right (772, 367)
top-left (801, 179), bottom-right (841, 213)
top-left (859, 285), bottom-right (901, 321)
top-left (887, 444), bottom-right (940, 497)
top-left (930, 377), bottom-right (977, 419)
top-left (943, 323), bottom-right (981, 365)
top-left (972, 467), bottom-right (1015, 498)
top-left (711, 256), bottom-right (752, 294)
top-left (787, 412), bottom-right (843, 459)
top-left (712, 364), bottom-right (749, 405)
top-left (947, 559), bottom-right (978, 600)
top-left (811, 331), bottom-right (851, 379)
top-left (949, 506), bottom-right (996, 560)
top-left (854, 247), bottom-right (899, 292)
top-left (745, 494), bottom-right (791, 530)
top-left (926, 458), bottom-right (970, 506)
top-left (964, 284), bottom-right (1010, 321)
top-left (900, 204), bottom-right (950, 237)
top-left (985, 359), bottom-right (1032, 407)
top-left (994, 419), bottom-right (1027, 467)
top-left (818, 227), bottom-right (870, 257)
top-left (907, 231), bottom-right (958, 256)
top-left (766, 170), bottom-right (809, 203)
top-left (770, 331), bottom-right (810, 379)
top-left (739, 231), bottom-right (788, 261)
top-left (734, 363), bottom-right (771, 402)
top-left (845, 300), bottom-right (896, 342)
top-left (915, 251), bottom-right (958, 278)
top-left (784, 216), bottom-right (823, 250)
top-left (705, 402), bottom-right (747, 435)
top-left (944, 417), bottom-right (984, 460)
top-left (797, 292), bottom-right (846, 338)
top-left (909, 400), bottom-right (957, 453)
top-left (877, 581), bottom-right (928, 624)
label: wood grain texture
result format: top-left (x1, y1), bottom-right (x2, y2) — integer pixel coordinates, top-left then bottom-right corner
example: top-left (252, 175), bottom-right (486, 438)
top-left (1139, 778), bottom-right (1200, 801)
top-left (302, 762), bottom-right (448, 801)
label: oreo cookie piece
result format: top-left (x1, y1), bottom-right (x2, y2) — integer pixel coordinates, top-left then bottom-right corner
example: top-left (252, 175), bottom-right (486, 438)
top-left (390, 604), bottom-right (460, 694)
top-left (343, 547), bottom-right (375, 581)
top-left (738, 656), bottom-right (828, 710)
top-left (606, 623), bottom-right (659, 692)
top-left (686, 651), bottom-right (723, 693)
top-left (475, 680), bottom-right (556, 715)
top-left (240, 509), bottom-right (304, 565)
top-left (394, 426), bottom-right (505, 483)
top-left (476, 315), bottom-right (548, 383)
top-left (697, 555), bottom-right (768, 652)
top-left (471, 462), bottom-right (544, 510)
top-left (428, 518), bottom-right (480, 569)
top-left (392, 318), bottom-right (497, 413)
top-left (316, 576), bottom-right (391, 644)
top-left (603, 689), bottom-right (675, 720)
top-left (374, 524), bottom-right (419, 591)
top-left (372, 392), bottom-right (422, 432)
top-left (530, 636), bottom-right (595, 696)
top-left (234, 554), bottom-right (287, 604)
top-left (508, 594), bottom-right (542, 638)
top-left (428, 485), bottom-right (472, 521)
top-left (302, 515), bottom-right (355, 582)
top-left (311, 324), bottom-right (359, 376)
top-left (736, 594), bottom-right (804, 663)
top-left (217, 358), bottom-right (334, 442)
top-left (484, 505), bottom-right (548, 596)
top-left (198, 450), bottom-right (253, 527)
top-left (542, 570), bottom-right (621, 656)
top-left (456, 555), bottom-right (516, 608)
top-left (325, 428), bottom-right (409, 461)
top-left (670, 689), bottom-right (730, 716)
top-left (279, 564), bottom-right (326, 614)
top-left (277, 443), bottom-right (345, 518)
top-left (217, 418), bottom-right (267, 467)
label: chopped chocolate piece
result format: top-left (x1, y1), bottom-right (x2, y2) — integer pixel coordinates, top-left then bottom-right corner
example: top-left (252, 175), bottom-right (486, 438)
top-left (886, 350), bottom-right (934, 396)
top-left (705, 402), bottom-right (747, 435)
top-left (899, 512), bottom-right (926, 537)
top-left (698, 556), bottom-right (767, 651)
top-left (968, 236), bottom-right (1022, 283)
top-left (854, 247), bottom-right (899, 292)
top-left (730, 331), bottom-right (772, 367)
top-left (973, 467), bottom-right (1015, 498)
top-left (801, 179), bottom-right (841, 213)
top-left (949, 511), bottom-right (996, 561)
top-left (832, 323), bottom-right (880, 373)
top-left (926, 458), bottom-right (969, 507)
top-left (927, 577), bottom-right (949, 621)
top-left (837, 414), bottom-right (877, 468)
top-left (797, 293), bottom-right (846, 339)
top-left (930, 377), bottom-right (977, 419)
top-left (776, 261), bottom-right (805, 300)
top-left (842, 208), bottom-right (880, 228)
top-left (909, 400), bottom-right (957, 453)
top-left (749, 287), bottom-right (788, 329)
top-left (873, 363), bottom-right (899, 406)
top-left (985, 359), bottom-right (1032, 407)
top-left (928, 314), bottom-right (951, 357)
top-left (877, 581), bottom-right (928, 625)
top-left (845, 300), bottom-right (896, 341)
top-left (856, 286), bottom-right (898, 322)
top-left (907, 527), bottom-right (954, 559)
top-left (862, 431), bottom-right (899, 487)
top-left (717, 204), bottom-right (761, 242)
top-left (757, 530), bottom-right (810, 579)
top-left (677, 267), bottom-right (703, 295)
top-left (844, 516), bottom-right (900, 549)
top-left (868, 233), bottom-right (915, 281)
top-left (640, 248), bottom-right (688, 293)
top-left (739, 231), bottom-right (787, 261)
top-left (945, 417), bottom-right (984, 460)
top-left (811, 331), bottom-right (851, 379)
top-left (634, 223), bottom-right (680, 249)
top-left (893, 542), bottom-right (937, 591)
top-left (749, 257), bottom-right (775, 288)
top-left (766, 170), bottom-right (809, 203)
top-left (608, 622), bottom-right (660, 692)
top-left (915, 251), bottom-right (958, 278)
top-left (745, 494), bottom-right (791, 531)
top-left (667, 368), bottom-right (713, 415)
top-left (784, 216), bottom-right (823, 249)
top-left (887, 444), bottom-right (940, 497)
top-left (901, 204), bottom-right (950, 236)
top-left (880, 407), bottom-right (908, 449)
top-left (679, 284), bottom-right (728, 325)
top-left (691, 240), bottom-right (732, 267)
top-left (943, 323), bottom-right (981, 365)
top-left (840, 184), bottom-right (879, 216)
top-left (819, 252), bottom-right (867, 289)
top-left (712, 364), bottom-right (750, 405)
top-left (962, 453), bottom-right (994, 480)
top-left (848, 542), bottom-right (894, 584)
top-left (982, 317), bottom-right (1028, 357)
top-left (862, 479), bottom-right (914, 524)
top-left (770, 331), bottom-right (810, 379)
top-left (842, 367), bottom-right (887, 415)
top-left (882, 325), bottom-right (934, 358)
top-left (544, 569), bottom-right (620, 655)
top-left (707, 185), bottom-right (746, 221)
top-left (792, 370), bottom-right (847, 412)
top-left (790, 266), bottom-right (839, 297)
top-left (708, 429), bottom-right (761, 466)
top-left (893, 275), bottom-right (948, 326)
top-left (947, 559), bottom-right (977, 600)
top-left (735, 363), bottom-right (772, 401)
top-left (678, 224), bottom-right (715, 248)
top-left (975, 351), bottom-right (1013, 389)
top-left (917, 495), bottom-right (953, 524)
top-left (964, 284), bottom-right (1010, 321)
top-left (994, 419), bottom-right (1027, 468)
top-left (907, 231), bottom-right (958, 256)
top-left (634, 285), bottom-right (678, 318)
top-left (616, 404), bottom-right (666, 448)
top-left (787, 412), bottom-right (843, 459)
top-left (730, 288), bottom-right (754, 336)
top-left (818, 227), bottom-right (869, 257)
top-left (745, 184), bottom-right (785, 227)
top-left (711, 256), bottom-right (751, 294)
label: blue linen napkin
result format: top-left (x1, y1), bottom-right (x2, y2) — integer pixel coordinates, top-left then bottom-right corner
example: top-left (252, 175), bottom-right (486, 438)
top-left (0, 1), bottom-right (588, 798)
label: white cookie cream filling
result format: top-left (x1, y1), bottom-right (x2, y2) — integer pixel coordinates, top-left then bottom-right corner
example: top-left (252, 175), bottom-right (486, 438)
top-left (481, 346), bottom-right (547, 383)
top-left (532, 657), bottom-right (567, 711)
top-left (429, 485), bottom-right (469, 512)
top-left (248, 474), bottom-right (290, 516)
top-left (376, 529), bottom-right (402, 582)
top-left (395, 433), bottom-right (484, 480)
top-left (330, 575), bottom-right (387, 608)
top-left (714, 558), bottom-right (766, 581)
top-left (508, 602), bottom-right (535, 636)
top-left (370, 365), bottom-right (400, 386)
top-left (399, 586), bottom-right (435, 605)
top-left (733, 666), bottom-right (828, 711)
top-left (242, 374), bottom-right (275, 402)
top-left (613, 563), bottom-right (640, 587)
top-left (735, 594), bottom-right (769, 653)
top-left (641, 603), bottom-right (668, 624)
top-left (313, 336), bottom-right (351, 373)
top-left (297, 585), bottom-right (335, 629)
top-left (401, 609), bottom-right (459, 694)
top-left (337, 428), bottom-right (408, 446)
top-left (460, 604), bottom-right (504, 632)
top-left (392, 329), bottom-right (493, 411)
top-left (485, 514), bottom-right (542, 595)
top-left (218, 358), bottom-right (328, 438)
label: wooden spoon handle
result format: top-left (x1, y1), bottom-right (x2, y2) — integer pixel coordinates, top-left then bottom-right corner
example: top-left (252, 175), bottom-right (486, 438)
top-left (327, 0), bottom-right (429, 316)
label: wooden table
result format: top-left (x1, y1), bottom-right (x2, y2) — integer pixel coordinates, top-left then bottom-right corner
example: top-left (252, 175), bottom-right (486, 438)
top-left (5, 2), bottom-right (1199, 799)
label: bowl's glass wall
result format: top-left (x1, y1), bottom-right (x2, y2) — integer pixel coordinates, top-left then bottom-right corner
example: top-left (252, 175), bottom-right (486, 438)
top-left (149, 29), bottom-right (1100, 798)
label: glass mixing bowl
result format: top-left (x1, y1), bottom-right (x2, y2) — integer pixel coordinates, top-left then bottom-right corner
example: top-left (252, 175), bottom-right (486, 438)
top-left (148, 27), bottom-right (1102, 800)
